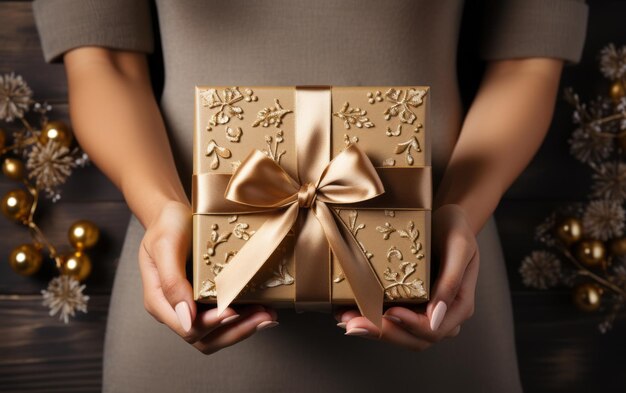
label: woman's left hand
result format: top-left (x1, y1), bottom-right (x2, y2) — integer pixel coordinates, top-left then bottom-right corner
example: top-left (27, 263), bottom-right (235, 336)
top-left (333, 203), bottom-right (480, 351)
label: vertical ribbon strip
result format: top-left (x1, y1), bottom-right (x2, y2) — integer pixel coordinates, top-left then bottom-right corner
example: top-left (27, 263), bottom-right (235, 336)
top-left (213, 87), bottom-right (388, 330)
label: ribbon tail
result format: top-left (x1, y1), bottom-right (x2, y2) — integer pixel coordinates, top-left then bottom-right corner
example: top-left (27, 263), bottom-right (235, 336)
top-left (214, 203), bottom-right (299, 317)
top-left (313, 201), bottom-right (385, 332)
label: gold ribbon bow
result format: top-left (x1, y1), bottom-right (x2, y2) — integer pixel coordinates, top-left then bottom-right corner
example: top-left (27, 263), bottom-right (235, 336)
top-left (215, 142), bottom-right (387, 330)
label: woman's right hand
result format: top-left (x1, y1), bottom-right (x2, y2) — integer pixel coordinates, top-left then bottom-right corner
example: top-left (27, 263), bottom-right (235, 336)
top-left (138, 200), bottom-right (279, 355)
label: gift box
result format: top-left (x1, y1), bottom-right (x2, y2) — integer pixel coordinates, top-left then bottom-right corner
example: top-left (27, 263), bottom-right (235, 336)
top-left (192, 85), bottom-right (431, 328)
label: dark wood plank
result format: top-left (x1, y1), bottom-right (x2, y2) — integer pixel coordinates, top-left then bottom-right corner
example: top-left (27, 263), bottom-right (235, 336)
top-left (0, 2), bottom-right (68, 101)
top-left (0, 295), bottom-right (109, 393)
top-left (0, 201), bottom-right (130, 295)
top-left (512, 292), bottom-right (626, 393)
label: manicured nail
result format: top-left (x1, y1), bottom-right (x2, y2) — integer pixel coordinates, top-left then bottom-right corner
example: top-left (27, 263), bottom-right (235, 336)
top-left (430, 301), bottom-right (447, 331)
top-left (256, 320), bottom-right (279, 331)
top-left (219, 314), bottom-right (240, 326)
top-left (345, 327), bottom-right (369, 336)
top-left (383, 315), bottom-right (402, 324)
top-left (175, 301), bottom-right (192, 332)
top-left (336, 321), bottom-right (347, 329)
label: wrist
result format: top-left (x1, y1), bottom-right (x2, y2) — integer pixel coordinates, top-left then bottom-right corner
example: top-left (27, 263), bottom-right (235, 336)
top-left (121, 176), bottom-right (189, 229)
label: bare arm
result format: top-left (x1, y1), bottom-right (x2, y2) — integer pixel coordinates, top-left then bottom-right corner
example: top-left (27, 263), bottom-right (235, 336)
top-left (338, 58), bottom-right (565, 350)
top-left (434, 58), bottom-right (564, 235)
top-left (64, 48), bottom-right (187, 228)
top-left (63, 47), bottom-right (278, 354)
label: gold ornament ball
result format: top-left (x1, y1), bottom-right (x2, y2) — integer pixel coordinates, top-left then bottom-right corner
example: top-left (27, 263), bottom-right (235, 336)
top-left (2, 158), bottom-right (25, 181)
top-left (609, 236), bottom-right (626, 256)
top-left (9, 244), bottom-right (43, 276)
top-left (68, 220), bottom-right (100, 250)
top-left (40, 120), bottom-right (73, 147)
top-left (575, 239), bottom-right (606, 268)
top-left (0, 128), bottom-right (6, 150)
top-left (610, 81), bottom-right (625, 102)
top-left (555, 217), bottom-right (583, 245)
top-left (1, 189), bottom-right (32, 222)
top-left (59, 251), bottom-right (92, 281)
top-left (572, 283), bottom-right (603, 312)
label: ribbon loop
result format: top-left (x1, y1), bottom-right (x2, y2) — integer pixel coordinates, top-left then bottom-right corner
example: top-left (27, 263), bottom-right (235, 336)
top-left (214, 143), bottom-right (387, 330)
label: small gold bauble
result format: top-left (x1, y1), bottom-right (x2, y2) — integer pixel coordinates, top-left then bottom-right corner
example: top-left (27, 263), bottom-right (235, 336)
top-left (609, 236), bottom-right (626, 256)
top-left (572, 283), bottom-right (603, 312)
top-left (610, 81), bottom-right (626, 102)
top-left (59, 251), bottom-right (92, 282)
top-left (68, 220), bottom-right (100, 250)
top-left (1, 157), bottom-right (25, 181)
top-left (40, 120), bottom-right (73, 147)
top-left (1, 189), bottom-right (32, 222)
top-left (9, 244), bottom-right (43, 276)
top-left (555, 217), bottom-right (583, 245)
top-left (575, 239), bottom-right (606, 268)
top-left (0, 128), bottom-right (6, 150)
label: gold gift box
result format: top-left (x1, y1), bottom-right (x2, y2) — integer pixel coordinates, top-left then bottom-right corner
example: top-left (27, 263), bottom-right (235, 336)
top-left (192, 85), bottom-right (431, 311)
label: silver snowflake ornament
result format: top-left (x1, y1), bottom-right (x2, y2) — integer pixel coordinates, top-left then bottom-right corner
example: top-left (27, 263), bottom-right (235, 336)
top-left (0, 72), bottom-right (33, 122)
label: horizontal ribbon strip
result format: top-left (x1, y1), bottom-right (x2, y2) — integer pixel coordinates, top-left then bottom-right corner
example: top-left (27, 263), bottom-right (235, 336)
top-left (193, 166), bottom-right (432, 214)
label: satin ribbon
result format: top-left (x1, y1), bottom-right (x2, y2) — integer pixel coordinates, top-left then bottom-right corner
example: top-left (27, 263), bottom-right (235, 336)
top-left (214, 143), bottom-right (387, 330)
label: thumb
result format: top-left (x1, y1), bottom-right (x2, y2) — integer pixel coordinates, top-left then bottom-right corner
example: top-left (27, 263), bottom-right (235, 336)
top-left (151, 235), bottom-right (196, 333)
top-left (428, 207), bottom-right (475, 332)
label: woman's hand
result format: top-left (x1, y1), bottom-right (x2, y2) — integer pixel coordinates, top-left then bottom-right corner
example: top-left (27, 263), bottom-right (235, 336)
top-left (138, 200), bottom-right (279, 355)
top-left (333, 203), bottom-right (479, 351)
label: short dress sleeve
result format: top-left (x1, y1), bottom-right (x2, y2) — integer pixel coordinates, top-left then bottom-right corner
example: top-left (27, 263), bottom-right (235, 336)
top-left (478, 0), bottom-right (589, 65)
top-left (32, 0), bottom-right (154, 64)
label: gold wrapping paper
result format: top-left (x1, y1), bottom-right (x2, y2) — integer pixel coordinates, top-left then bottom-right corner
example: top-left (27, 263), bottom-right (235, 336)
top-left (192, 85), bottom-right (431, 328)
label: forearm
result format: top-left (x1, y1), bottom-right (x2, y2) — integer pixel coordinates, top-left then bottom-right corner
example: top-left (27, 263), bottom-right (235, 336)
top-left (64, 48), bottom-right (188, 228)
top-left (434, 58), bottom-right (564, 235)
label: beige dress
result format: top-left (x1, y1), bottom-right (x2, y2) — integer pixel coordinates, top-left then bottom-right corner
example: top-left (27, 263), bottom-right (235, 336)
top-left (33, 0), bottom-right (589, 391)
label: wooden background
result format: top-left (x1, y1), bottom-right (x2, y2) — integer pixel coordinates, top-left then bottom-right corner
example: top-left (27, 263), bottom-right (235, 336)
top-left (1, 0), bottom-right (625, 392)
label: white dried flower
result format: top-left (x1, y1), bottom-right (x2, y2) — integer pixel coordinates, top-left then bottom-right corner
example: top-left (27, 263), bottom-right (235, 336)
top-left (599, 43), bottom-right (626, 80)
top-left (582, 199), bottom-right (625, 241)
top-left (568, 126), bottom-right (613, 166)
top-left (534, 212), bottom-right (558, 246)
top-left (26, 141), bottom-right (76, 198)
top-left (591, 161), bottom-right (626, 203)
top-left (519, 250), bottom-right (562, 289)
top-left (0, 72), bottom-right (33, 122)
top-left (41, 275), bottom-right (89, 324)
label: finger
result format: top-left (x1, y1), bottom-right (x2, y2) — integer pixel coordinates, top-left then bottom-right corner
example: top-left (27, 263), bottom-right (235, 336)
top-left (263, 306), bottom-right (278, 321)
top-left (147, 224), bottom-right (195, 333)
top-left (382, 306), bottom-right (437, 339)
top-left (344, 315), bottom-right (381, 337)
top-left (344, 316), bottom-right (432, 351)
top-left (334, 308), bottom-right (361, 328)
top-left (448, 325), bottom-right (461, 338)
top-left (194, 307), bottom-right (277, 355)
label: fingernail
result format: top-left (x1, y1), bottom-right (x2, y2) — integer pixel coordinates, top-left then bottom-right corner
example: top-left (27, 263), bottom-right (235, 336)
top-left (430, 301), bottom-right (447, 331)
top-left (219, 314), bottom-right (240, 326)
top-left (256, 320), bottom-right (279, 331)
top-left (336, 321), bottom-right (347, 329)
top-left (383, 315), bottom-right (402, 324)
top-left (175, 301), bottom-right (192, 332)
top-left (345, 327), bottom-right (369, 336)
